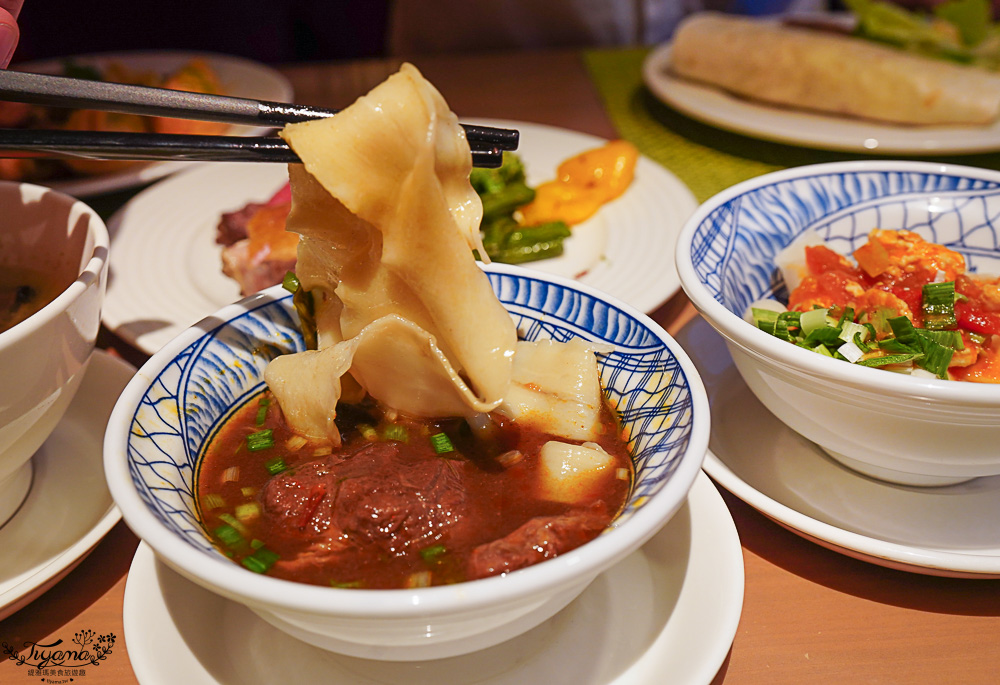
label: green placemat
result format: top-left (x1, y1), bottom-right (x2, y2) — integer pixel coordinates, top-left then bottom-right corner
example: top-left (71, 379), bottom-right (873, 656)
top-left (582, 48), bottom-right (1000, 204)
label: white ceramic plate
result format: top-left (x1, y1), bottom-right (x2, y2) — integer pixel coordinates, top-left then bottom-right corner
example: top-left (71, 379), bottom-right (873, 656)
top-left (642, 42), bottom-right (1000, 155)
top-left (677, 317), bottom-right (1000, 578)
top-left (102, 119), bottom-right (696, 355)
top-left (0, 351), bottom-right (134, 620)
top-left (122, 472), bottom-right (743, 685)
top-left (13, 51), bottom-right (294, 197)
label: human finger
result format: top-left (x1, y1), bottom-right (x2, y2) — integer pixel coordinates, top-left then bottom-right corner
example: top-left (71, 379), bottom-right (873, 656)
top-left (0, 6), bottom-right (18, 68)
top-left (0, 0), bottom-right (24, 20)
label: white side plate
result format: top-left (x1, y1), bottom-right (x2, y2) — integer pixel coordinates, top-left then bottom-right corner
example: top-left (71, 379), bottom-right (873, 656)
top-left (13, 50), bottom-right (294, 197)
top-left (643, 42), bottom-right (1000, 155)
top-left (679, 316), bottom-right (1000, 578)
top-left (0, 351), bottom-right (134, 619)
top-left (123, 473), bottom-right (743, 685)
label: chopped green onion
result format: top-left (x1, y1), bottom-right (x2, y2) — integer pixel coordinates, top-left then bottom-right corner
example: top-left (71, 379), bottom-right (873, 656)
top-left (357, 423), bottom-right (378, 441)
top-left (219, 513), bottom-right (251, 538)
top-left (916, 337), bottom-right (954, 378)
top-left (773, 311), bottom-right (801, 342)
top-left (247, 429), bottom-right (275, 452)
top-left (255, 397), bottom-right (271, 426)
top-left (430, 432), bottom-right (454, 454)
top-left (285, 434), bottom-right (308, 451)
top-left (916, 328), bottom-right (964, 351)
top-left (888, 316), bottom-right (919, 346)
top-left (857, 353), bottom-right (924, 367)
top-left (839, 320), bottom-right (869, 345)
top-left (264, 456), bottom-right (287, 476)
top-left (241, 546), bottom-right (280, 574)
top-left (497, 449), bottom-right (524, 467)
top-left (214, 522), bottom-right (246, 549)
top-left (799, 307), bottom-right (830, 336)
top-left (804, 326), bottom-right (843, 346)
top-left (221, 466), bottom-right (240, 483)
top-left (331, 579), bottom-right (364, 588)
top-left (241, 486), bottom-right (257, 498)
top-left (203, 493), bottom-right (225, 510)
top-left (281, 271), bottom-right (301, 294)
top-left (405, 570), bottom-right (433, 588)
top-left (922, 281), bottom-right (958, 330)
top-left (250, 538), bottom-right (266, 550)
top-left (837, 339), bottom-right (866, 363)
top-left (752, 308), bottom-right (780, 336)
top-left (382, 424), bottom-right (409, 442)
top-left (235, 502), bottom-right (261, 522)
top-left (420, 543), bottom-right (448, 564)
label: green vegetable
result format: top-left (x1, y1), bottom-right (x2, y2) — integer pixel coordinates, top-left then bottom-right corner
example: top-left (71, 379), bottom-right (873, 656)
top-left (845, 0), bottom-right (1000, 69)
top-left (218, 513), bottom-right (250, 538)
top-left (214, 523), bottom-right (246, 550)
top-left (420, 543), bottom-right (448, 564)
top-left (331, 579), bottom-right (364, 588)
top-left (246, 429), bottom-right (275, 452)
top-left (470, 151), bottom-right (527, 194)
top-left (430, 432), bottom-right (454, 454)
top-left (282, 271), bottom-right (318, 350)
top-left (255, 396), bottom-right (271, 426)
top-left (264, 456), bottom-right (287, 475)
top-left (921, 281), bottom-right (958, 330)
top-left (480, 182), bottom-right (535, 223)
top-left (241, 546), bottom-right (280, 574)
top-left (382, 424), bottom-right (409, 442)
top-left (753, 283), bottom-right (967, 378)
top-left (472, 152), bottom-right (570, 265)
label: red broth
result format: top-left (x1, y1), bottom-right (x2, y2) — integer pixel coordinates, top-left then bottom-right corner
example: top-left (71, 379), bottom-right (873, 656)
top-left (196, 391), bottom-right (633, 589)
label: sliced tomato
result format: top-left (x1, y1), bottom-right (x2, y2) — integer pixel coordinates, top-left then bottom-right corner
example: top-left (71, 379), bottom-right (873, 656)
top-left (956, 302), bottom-right (1000, 336)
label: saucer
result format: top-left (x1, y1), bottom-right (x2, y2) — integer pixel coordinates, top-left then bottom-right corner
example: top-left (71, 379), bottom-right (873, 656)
top-left (0, 350), bottom-right (134, 619)
top-left (677, 317), bottom-right (1000, 578)
top-left (122, 472), bottom-right (743, 685)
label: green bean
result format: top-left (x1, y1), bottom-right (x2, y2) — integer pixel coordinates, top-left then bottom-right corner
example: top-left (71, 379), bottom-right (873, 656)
top-left (502, 221), bottom-right (571, 249)
top-left (490, 239), bottom-right (566, 264)
top-left (480, 182), bottom-right (535, 223)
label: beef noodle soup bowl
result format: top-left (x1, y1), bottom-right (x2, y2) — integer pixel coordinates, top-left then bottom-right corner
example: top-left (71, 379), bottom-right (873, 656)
top-left (105, 265), bottom-right (709, 661)
top-left (0, 181), bottom-right (109, 526)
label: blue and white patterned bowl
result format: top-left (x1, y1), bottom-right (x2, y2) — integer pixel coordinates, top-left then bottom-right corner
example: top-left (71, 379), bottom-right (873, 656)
top-left (104, 262), bottom-right (708, 661)
top-left (676, 160), bottom-right (1000, 487)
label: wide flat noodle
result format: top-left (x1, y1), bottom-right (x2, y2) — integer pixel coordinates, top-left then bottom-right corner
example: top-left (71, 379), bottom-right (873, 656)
top-left (265, 64), bottom-right (517, 441)
top-left (670, 13), bottom-right (1000, 126)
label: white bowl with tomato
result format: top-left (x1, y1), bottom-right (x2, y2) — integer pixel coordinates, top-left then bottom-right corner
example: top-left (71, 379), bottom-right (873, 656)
top-left (676, 160), bottom-right (1000, 487)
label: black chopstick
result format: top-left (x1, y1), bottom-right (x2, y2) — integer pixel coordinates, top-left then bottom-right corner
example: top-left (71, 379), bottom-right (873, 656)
top-left (0, 70), bottom-right (519, 152)
top-left (0, 129), bottom-right (505, 167)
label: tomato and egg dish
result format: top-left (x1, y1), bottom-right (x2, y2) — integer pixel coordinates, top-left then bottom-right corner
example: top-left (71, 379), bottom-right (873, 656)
top-left (757, 229), bottom-right (1000, 382)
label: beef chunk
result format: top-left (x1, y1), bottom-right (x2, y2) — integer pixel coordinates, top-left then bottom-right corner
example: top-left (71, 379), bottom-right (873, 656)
top-left (262, 441), bottom-right (473, 562)
top-left (217, 201), bottom-right (296, 295)
top-left (216, 202), bottom-right (266, 246)
top-left (467, 510), bottom-right (608, 579)
top-left (220, 240), bottom-right (296, 295)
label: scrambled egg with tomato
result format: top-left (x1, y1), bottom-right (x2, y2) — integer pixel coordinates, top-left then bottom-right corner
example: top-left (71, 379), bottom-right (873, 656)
top-left (787, 229), bottom-right (1000, 383)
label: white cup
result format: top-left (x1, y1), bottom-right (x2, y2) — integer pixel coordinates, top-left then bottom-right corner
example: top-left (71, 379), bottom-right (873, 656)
top-left (0, 182), bottom-right (109, 526)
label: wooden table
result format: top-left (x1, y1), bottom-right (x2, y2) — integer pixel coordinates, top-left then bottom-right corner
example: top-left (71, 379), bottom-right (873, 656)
top-left (3, 49), bottom-right (1000, 685)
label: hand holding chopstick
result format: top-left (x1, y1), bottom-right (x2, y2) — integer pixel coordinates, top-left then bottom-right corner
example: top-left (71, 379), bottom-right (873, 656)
top-left (0, 70), bottom-right (519, 167)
